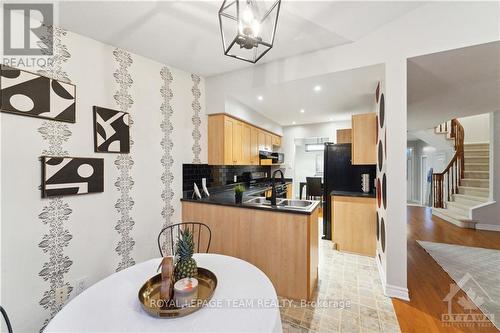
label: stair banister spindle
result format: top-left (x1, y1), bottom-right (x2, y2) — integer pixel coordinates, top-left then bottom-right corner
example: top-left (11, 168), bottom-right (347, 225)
top-left (432, 119), bottom-right (465, 208)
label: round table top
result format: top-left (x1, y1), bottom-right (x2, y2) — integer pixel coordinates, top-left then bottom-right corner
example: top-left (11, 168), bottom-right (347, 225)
top-left (45, 254), bottom-right (282, 333)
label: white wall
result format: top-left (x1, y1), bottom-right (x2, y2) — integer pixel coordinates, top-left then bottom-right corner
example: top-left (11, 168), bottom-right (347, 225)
top-left (281, 120), bottom-right (351, 179)
top-left (407, 140), bottom-right (454, 204)
top-left (0, 29), bottom-right (206, 332)
top-left (223, 97), bottom-right (283, 135)
top-left (206, 1), bottom-right (500, 300)
top-left (459, 113), bottom-right (491, 143)
top-left (473, 110), bottom-right (500, 230)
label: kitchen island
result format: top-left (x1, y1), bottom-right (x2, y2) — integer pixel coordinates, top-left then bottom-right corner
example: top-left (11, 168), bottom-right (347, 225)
top-left (181, 187), bottom-right (319, 301)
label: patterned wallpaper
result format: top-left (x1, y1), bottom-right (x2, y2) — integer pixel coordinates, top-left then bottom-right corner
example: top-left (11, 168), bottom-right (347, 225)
top-left (36, 27), bottom-right (74, 332)
top-left (0, 27), bottom-right (206, 333)
top-left (113, 49), bottom-right (136, 272)
top-left (160, 66), bottom-right (175, 253)
top-left (375, 82), bottom-right (388, 272)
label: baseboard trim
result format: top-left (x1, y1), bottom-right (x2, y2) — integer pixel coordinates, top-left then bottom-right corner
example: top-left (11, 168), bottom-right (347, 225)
top-left (475, 223), bottom-right (500, 232)
top-left (385, 284), bottom-right (410, 301)
top-left (376, 253), bottom-right (410, 301)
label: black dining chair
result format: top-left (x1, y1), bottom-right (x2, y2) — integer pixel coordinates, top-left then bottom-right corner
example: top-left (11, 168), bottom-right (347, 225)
top-left (0, 306), bottom-right (13, 333)
top-left (306, 177), bottom-right (323, 201)
top-left (157, 222), bottom-right (211, 257)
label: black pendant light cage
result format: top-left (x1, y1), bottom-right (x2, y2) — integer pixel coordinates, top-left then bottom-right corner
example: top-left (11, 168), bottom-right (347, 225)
top-left (218, 0), bottom-right (281, 63)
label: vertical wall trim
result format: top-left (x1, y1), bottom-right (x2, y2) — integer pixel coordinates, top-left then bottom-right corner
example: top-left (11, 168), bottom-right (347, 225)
top-left (37, 27), bottom-right (73, 333)
top-left (191, 74), bottom-right (202, 164)
top-left (112, 48), bottom-right (136, 272)
top-left (160, 67), bottom-right (174, 253)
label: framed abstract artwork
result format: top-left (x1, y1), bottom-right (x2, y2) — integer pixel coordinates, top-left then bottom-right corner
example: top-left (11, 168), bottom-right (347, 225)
top-left (41, 156), bottom-right (104, 197)
top-left (93, 106), bottom-right (130, 153)
top-left (0, 65), bottom-right (76, 122)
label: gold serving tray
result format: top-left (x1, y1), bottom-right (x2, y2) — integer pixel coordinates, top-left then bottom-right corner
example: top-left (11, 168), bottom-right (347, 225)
top-left (138, 267), bottom-right (217, 318)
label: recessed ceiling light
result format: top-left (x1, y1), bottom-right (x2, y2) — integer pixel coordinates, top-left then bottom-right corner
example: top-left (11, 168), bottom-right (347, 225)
top-left (257, 95), bottom-right (263, 101)
top-left (292, 121), bottom-right (296, 125)
top-left (314, 85), bottom-right (322, 92)
top-left (329, 118), bottom-right (333, 121)
top-left (300, 109), bottom-right (305, 113)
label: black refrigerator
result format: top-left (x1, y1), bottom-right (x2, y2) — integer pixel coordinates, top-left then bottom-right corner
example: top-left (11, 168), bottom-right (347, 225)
top-left (322, 143), bottom-right (376, 239)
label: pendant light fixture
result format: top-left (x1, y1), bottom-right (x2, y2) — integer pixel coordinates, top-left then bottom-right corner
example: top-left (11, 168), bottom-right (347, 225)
top-left (218, 0), bottom-right (281, 63)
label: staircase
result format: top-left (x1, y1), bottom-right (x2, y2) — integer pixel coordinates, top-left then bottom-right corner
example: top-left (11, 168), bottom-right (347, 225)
top-left (431, 120), bottom-right (490, 228)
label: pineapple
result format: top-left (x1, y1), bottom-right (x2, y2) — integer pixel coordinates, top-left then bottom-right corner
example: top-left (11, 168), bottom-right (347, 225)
top-left (173, 228), bottom-right (198, 281)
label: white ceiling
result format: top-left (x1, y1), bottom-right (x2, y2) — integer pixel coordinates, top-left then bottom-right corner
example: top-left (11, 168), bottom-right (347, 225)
top-left (408, 41), bottom-right (500, 131)
top-left (229, 64), bottom-right (384, 126)
top-left (58, 1), bottom-right (422, 77)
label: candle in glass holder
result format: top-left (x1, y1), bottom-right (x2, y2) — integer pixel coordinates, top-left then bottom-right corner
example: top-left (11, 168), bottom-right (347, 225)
top-left (173, 277), bottom-right (198, 308)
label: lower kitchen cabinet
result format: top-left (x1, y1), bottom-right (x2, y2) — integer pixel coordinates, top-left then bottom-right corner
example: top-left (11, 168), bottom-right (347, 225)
top-left (286, 183), bottom-right (293, 199)
top-left (332, 195), bottom-right (376, 256)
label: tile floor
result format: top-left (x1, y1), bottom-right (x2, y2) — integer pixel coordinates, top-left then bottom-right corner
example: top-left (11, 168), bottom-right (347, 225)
top-left (280, 236), bottom-right (401, 333)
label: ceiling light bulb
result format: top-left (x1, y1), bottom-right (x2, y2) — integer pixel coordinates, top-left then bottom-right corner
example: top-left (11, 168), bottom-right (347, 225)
top-left (314, 85), bottom-right (322, 92)
top-left (292, 121), bottom-right (296, 125)
top-left (300, 109), bottom-right (305, 113)
top-left (257, 95), bottom-right (263, 101)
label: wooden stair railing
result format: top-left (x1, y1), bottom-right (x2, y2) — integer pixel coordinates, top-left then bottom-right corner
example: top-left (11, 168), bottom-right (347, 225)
top-left (433, 119), bottom-right (465, 208)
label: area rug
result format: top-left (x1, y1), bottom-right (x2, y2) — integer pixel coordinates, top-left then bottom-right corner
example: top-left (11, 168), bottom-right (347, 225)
top-left (417, 240), bottom-right (500, 330)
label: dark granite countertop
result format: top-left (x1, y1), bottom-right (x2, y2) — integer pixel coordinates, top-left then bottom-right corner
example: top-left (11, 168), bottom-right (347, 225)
top-left (181, 180), bottom-right (319, 215)
top-left (330, 190), bottom-right (376, 198)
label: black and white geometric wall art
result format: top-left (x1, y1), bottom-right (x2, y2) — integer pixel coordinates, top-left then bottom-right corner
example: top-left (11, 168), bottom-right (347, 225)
top-left (93, 106), bottom-right (130, 153)
top-left (41, 156), bottom-right (104, 197)
top-left (0, 65), bottom-right (76, 122)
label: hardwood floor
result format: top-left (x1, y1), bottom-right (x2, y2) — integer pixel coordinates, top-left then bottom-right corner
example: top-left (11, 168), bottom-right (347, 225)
top-left (393, 206), bottom-right (500, 333)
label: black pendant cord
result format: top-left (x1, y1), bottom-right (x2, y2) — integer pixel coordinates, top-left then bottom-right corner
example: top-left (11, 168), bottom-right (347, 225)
top-left (0, 306), bottom-right (13, 333)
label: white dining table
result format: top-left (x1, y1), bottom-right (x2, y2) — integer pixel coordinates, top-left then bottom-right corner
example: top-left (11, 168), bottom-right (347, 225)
top-left (45, 254), bottom-right (282, 333)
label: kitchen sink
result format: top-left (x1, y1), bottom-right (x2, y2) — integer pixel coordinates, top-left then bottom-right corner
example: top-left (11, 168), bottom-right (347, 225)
top-left (244, 197), bottom-right (315, 210)
top-left (279, 199), bottom-right (315, 208)
top-left (244, 197), bottom-right (277, 205)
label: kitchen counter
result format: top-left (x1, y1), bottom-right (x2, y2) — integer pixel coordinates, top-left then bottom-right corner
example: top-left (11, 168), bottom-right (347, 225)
top-left (330, 190), bottom-right (376, 198)
top-left (182, 197), bottom-right (319, 300)
top-left (182, 180), bottom-right (319, 215)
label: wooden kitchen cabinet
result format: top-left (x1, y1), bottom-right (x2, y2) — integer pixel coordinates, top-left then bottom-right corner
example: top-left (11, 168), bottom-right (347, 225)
top-left (352, 113), bottom-right (377, 165)
top-left (272, 135), bottom-right (281, 147)
top-left (250, 127), bottom-right (259, 165)
top-left (286, 183), bottom-right (293, 199)
top-left (241, 124), bottom-right (251, 165)
top-left (208, 114), bottom-right (282, 165)
top-left (332, 196), bottom-right (376, 256)
top-left (232, 120), bottom-right (242, 164)
top-left (265, 133), bottom-right (272, 151)
top-left (336, 129), bottom-right (352, 144)
top-left (223, 117), bottom-right (234, 165)
top-left (258, 130), bottom-right (266, 151)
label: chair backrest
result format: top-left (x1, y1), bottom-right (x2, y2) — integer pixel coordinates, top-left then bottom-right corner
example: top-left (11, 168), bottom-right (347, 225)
top-left (157, 222), bottom-right (211, 257)
top-left (0, 306), bottom-right (13, 333)
top-left (306, 177), bottom-right (323, 197)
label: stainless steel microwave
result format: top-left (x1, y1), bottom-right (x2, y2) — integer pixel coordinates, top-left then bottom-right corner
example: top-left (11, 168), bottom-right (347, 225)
top-left (271, 152), bottom-right (284, 164)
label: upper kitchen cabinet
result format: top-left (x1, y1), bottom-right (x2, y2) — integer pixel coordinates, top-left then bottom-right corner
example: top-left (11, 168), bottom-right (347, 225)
top-left (208, 114), bottom-right (281, 165)
top-left (272, 135), bottom-right (281, 147)
top-left (351, 112), bottom-right (377, 165)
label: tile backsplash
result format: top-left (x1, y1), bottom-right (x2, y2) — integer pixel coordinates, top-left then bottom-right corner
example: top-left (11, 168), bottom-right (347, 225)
top-left (183, 164), bottom-right (271, 192)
